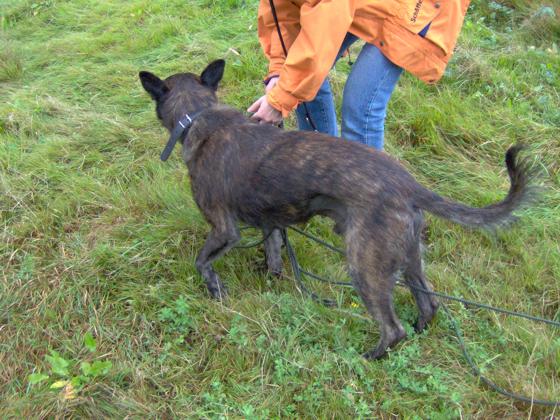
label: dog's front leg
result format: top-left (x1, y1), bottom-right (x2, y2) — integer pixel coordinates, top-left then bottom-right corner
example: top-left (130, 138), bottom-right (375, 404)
top-left (195, 223), bottom-right (239, 300)
top-left (263, 228), bottom-right (283, 277)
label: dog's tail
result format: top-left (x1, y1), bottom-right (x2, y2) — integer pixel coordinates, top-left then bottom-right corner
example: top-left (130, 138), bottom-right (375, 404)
top-left (413, 145), bottom-right (541, 229)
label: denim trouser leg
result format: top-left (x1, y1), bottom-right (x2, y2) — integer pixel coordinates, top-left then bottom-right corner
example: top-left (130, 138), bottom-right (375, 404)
top-left (295, 33), bottom-right (403, 150)
top-left (341, 44), bottom-right (403, 150)
top-left (295, 78), bottom-right (338, 136)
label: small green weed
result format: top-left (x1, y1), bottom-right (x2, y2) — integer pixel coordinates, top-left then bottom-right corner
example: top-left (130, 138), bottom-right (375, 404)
top-left (227, 314), bottom-right (249, 347)
top-left (27, 332), bottom-right (112, 400)
top-left (158, 295), bottom-right (195, 334)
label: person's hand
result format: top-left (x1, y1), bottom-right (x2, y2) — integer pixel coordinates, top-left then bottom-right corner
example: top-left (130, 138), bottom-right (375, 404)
top-left (265, 76), bottom-right (279, 93)
top-left (247, 94), bottom-right (283, 125)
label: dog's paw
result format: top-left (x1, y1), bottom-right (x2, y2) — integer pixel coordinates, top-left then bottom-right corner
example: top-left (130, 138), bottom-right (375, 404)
top-left (362, 347), bottom-right (389, 360)
top-left (363, 327), bottom-right (407, 360)
top-left (414, 301), bottom-right (439, 333)
top-left (257, 255), bottom-right (283, 278)
top-left (414, 317), bottom-right (429, 334)
top-left (267, 264), bottom-right (283, 278)
top-left (207, 282), bottom-right (228, 300)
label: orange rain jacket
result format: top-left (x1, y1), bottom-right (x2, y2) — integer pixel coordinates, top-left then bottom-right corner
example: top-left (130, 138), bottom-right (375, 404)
top-left (258, 0), bottom-right (470, 117)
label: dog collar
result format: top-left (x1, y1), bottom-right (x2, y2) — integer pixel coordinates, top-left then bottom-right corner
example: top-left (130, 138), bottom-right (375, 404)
top-left (160, 112), bottom-right (200, 161)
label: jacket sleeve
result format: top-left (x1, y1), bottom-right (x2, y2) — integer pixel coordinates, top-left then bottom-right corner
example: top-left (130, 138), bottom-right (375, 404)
top-left (257, 0), bottom-right (301, 79)
top-left (266, 0), bottom-right (357, 117)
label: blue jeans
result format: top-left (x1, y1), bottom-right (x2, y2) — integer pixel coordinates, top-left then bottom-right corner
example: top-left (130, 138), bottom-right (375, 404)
top-left (295, 33), bottom-right (403, 150)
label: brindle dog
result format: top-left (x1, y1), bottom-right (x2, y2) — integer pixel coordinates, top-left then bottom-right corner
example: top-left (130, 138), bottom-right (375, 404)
top-left (140, 60), bottom-right (538, 359)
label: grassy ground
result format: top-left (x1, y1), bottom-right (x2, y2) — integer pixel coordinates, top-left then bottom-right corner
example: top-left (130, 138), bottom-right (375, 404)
top-left (1, 0), bottom-right (559, 417)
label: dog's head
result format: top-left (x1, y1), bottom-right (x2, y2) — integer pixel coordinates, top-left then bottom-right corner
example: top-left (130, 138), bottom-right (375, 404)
top-left (139, 59), bottom-right (225, 132)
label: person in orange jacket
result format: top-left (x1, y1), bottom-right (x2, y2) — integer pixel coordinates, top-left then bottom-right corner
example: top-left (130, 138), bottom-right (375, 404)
top-left (248, 0), bottom-right (470, 150)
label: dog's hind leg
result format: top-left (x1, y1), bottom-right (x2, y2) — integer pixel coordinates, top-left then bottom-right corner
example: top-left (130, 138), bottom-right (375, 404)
top-left (346, 228), bottom-right (406, 360)
top-left (401, 211), bottom-right (439, 333)
top-left (351, 266), bottom-right (406, 360)
top-left (195, 216), bottom-right (239, 300)
top-left (404, 243), bottom-right (439, 333)
top-left (263, 228), bottom-right (282, 277)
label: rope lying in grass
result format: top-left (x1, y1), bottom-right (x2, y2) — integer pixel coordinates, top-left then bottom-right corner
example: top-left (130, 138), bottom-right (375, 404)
top-left (235, 226), bottom-right (560, 407)
top-left (286, 227), bottom-right (560, 328)
top-left (235, 226), bottom-right (272, 249)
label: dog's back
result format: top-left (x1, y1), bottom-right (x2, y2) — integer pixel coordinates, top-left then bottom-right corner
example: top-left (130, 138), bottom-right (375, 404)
top-left (188, 107), bottom-right (537, 235)
top-left (188, 111), bottom-right (419, 229)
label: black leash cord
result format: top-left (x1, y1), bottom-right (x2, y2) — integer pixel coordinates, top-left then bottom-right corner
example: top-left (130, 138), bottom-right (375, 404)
top-left (288, 227), bottom-right (560, 329)
top-left (234, 226), bottom-right (273, 249)
top-left (262, 0), bottom-right (558, 405)
top-left (235, 226), bottom-right (560, 406)
top-left (268, 0), bottom-right (288, 63)
top-left (268, 0), bottom-right (318, 131)
top-left (439, 302), bottom-right (559, 407)
top-left (289, 225), bottom-right (346, 255)
top-left (282, 229), bottom-right (336, 306)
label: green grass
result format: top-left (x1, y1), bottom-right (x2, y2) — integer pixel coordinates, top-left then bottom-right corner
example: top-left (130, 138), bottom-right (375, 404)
top-left (1, 0), bottom-right (559, 417)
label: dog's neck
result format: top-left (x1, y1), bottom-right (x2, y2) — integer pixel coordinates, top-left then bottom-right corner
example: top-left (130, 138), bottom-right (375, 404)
top-left (178, 104), bottom-right (250, 164)
top-left (160, 110), bottom-right (205, 161)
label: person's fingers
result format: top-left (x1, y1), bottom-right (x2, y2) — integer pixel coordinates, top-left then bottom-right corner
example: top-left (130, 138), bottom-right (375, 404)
top-left (248, 95), bottom-right (283, 125)
top-left (247, 102), bottom-right (259, 113)
top-left (252, 110), bottom-right (268, 123)
top-left (269, 109), bottom-right (282, 124)
top-left (247, 96), bottom-right (264, 113)
top-left (255, 108), bottom-right (274, 124)
top-left (249, 109), bottom-right (263, 121)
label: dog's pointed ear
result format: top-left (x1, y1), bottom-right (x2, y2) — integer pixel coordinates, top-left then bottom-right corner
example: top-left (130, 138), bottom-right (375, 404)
top-left (139, 71), bottom-right (169, 101)
top-left (200, 59), bottom-right (225, 90)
